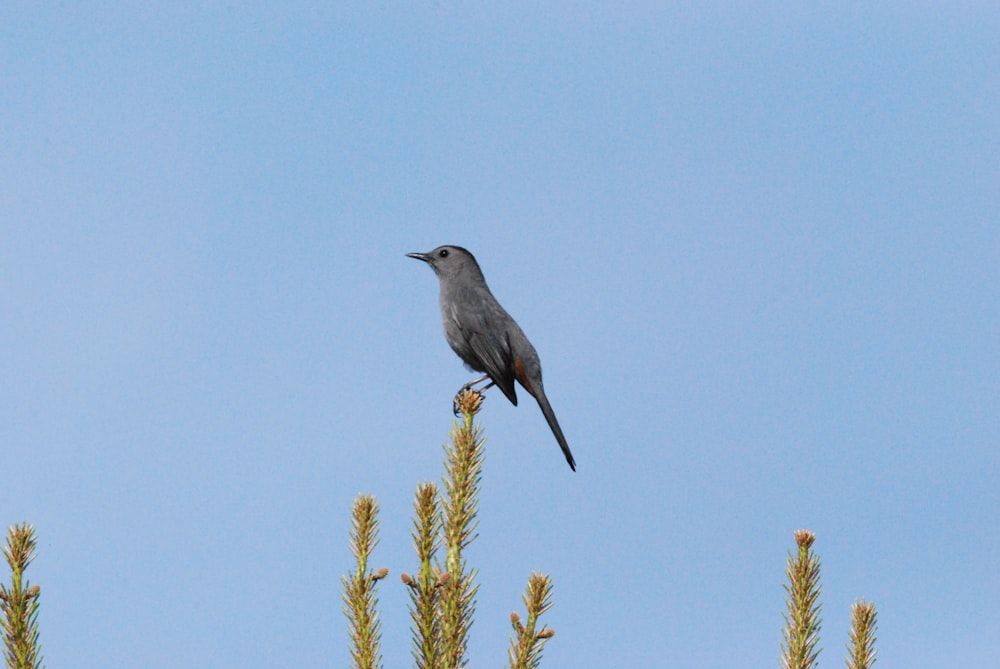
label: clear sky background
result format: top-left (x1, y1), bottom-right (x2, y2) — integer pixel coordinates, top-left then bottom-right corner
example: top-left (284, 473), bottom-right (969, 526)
top-left (2, 3), bottom-right (997, 667)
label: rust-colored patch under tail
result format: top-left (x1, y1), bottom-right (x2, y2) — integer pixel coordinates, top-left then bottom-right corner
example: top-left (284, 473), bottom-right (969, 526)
top-left (514, 358), bottom-right (536, 397)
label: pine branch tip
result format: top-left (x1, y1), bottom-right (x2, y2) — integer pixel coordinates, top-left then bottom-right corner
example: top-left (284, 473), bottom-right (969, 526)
top-left (454, 388), bottom-right (484, 416)
top-left (794, 529), bottom-right (816, 548)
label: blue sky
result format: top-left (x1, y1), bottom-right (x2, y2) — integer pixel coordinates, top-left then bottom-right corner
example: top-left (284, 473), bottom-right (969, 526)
top-left (2, 3), bottom-right (997, 667)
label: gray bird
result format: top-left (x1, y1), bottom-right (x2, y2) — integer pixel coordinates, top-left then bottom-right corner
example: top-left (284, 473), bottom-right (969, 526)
top-left (407, 245), bottom-right (577, 471)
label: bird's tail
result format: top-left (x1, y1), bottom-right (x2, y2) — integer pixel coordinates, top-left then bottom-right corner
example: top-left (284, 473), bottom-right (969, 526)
top-left (534, 390), bottom-right (577, 471)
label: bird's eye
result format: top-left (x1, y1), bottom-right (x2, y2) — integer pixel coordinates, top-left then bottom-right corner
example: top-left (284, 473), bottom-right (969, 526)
top-left (438, 249), bottom-right (449, 258)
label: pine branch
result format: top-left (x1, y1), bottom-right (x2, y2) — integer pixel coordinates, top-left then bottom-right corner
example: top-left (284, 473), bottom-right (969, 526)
top-left (780, 529), bottom-right (822, 669)
top-left (506, 573), bottom-right (556, 669)
top-left (1, 523), bottom-right (44, 669)
top-left (846, 599), bottom-right (878, 669)
top-left (342, 495), bottom-right (387, 669)
top-left (403, 483), bottom-right (443, 669)
top-left (438, 388), bottom-right (485, 669)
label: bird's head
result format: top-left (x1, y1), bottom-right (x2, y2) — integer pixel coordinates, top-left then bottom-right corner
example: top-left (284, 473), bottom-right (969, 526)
top-left (406, 245), bottom-right (481, 281)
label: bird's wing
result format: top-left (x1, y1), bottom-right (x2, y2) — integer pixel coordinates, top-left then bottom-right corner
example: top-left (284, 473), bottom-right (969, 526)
top-left (450, 302), bottom-right (518, 405)
top-left (467, 330), bottom-right (518, 405)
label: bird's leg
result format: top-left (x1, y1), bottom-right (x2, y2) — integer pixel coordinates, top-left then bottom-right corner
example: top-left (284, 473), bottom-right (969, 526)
top-left (453, 374), bottom-right (495, 415)
top-left (465, 374), bottom-right (495, 392)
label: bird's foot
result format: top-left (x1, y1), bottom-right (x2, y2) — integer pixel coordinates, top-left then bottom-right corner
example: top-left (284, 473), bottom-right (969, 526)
top-left (452, 375), bottom-right (494, 415)
top-left (453, 387), bottom-right (485, 416)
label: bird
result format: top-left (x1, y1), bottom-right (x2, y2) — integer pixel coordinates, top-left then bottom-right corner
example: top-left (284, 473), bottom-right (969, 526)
top-left (407, 245), bottom-right (577, 471)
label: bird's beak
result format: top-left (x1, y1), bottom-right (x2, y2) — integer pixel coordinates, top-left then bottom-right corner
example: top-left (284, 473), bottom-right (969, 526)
top-left (406, 252), bottom-right (431, 263)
